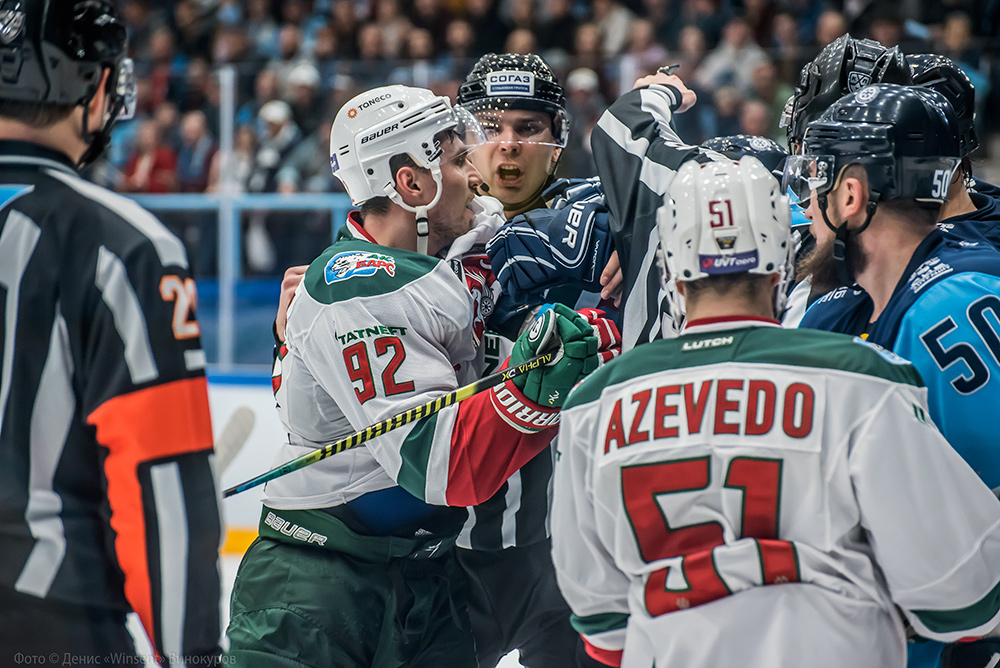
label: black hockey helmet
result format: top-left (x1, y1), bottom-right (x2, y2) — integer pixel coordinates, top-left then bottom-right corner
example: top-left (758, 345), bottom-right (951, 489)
top-left (457, 53), bottom-right (568, 147)
top-left (909, 53), bottom-right (979, 158)
top-left (783, 34), bottom-right (911, 152)
top-left (785, 84), bottom-right (961, 207)
top-left (0, 0), bottom-right (136, 164)
top-left (701, 135), bottom-right (788, 179)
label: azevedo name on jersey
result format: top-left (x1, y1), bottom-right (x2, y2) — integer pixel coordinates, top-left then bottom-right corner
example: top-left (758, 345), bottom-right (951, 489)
top-left (604, 377), bottom-right (815, 452)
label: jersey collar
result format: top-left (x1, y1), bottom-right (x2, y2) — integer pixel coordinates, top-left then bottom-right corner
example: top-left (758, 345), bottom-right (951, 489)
top-left (345, 210), bottom-right (378, 244)
top-left (0, 140), bottom-right (77, 175)
top-left (682, 315), bottom-right (781, 336)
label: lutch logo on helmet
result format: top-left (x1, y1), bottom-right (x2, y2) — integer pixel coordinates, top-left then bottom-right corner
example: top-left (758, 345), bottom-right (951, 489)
top-left (325, 251), bottom-right (397, 284)
top-left (486, 71), bottom-right (535, 97)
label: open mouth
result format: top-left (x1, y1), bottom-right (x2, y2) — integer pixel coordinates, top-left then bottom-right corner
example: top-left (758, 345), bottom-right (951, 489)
top-left (497, 165), bottom-right (522, 182)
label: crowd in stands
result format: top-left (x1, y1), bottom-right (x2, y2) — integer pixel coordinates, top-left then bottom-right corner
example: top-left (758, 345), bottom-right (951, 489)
top-left (94, 0), bottom-right (1000, 275)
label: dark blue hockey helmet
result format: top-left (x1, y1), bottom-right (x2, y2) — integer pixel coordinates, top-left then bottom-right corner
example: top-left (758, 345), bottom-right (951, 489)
top-left (701, 135), bottom-right (788, 179)
top-left (783, 34), bottom-right (911, 153)
top-left (908, 53), bottom-right (979, 158)
top-left (785, 84), bottom-right (961, 207)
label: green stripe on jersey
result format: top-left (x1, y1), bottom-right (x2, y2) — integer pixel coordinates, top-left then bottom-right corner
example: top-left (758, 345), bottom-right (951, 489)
top-left (396, 411), bottom-right (441, 501)
top-left (305, 238), bottom-right (442, 305)
top-left (913, 576), bottom-right (1000, 634)
top-left (570, 611), bottom-right (630, 635)
top-left (564, 327), bottom-right (924, 410)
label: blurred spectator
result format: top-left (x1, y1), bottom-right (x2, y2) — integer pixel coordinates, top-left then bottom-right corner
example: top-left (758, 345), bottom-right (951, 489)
top-left (467, 0), bottom-right (508, 54)
top-left (123, 120), bottom-right (178, 193)
top-left (573, 22), bottom-right (606, 74)
top-left (622, 18), bottom-right (669, 75)
top-left (145, 27), bottom-right (184, 114)
top-left (178, 57), bottom-right (212, 113)
top-left (248, 101), bottom-right (303, 195)
top-left (744, 0), bottom-right (776, 46)
top-left (695, 16), bottom-right (768, 95)
top-left (671, 0), bottom-right (729, 50)
top-left (286, 62), bottom-right (325, 136)
top-left (207, 125), bottom-right (258, 194)
top-left (938, 11), bottom-right (982, 65)
top-left (245, 0), bottom-right (280, 58)
top-left (312, 24), bottom-right (342, 85)
top-left (350, 23), bottom-right (393, 82)
top-left (563, 67), bottom-right (604, 176)
top-left (711, 85), bottom-right (744, 137)
top-left (505, 0), bottom-right (538, 37)
top-left (440, 19), bottom-right (477, 80)
top-left (410, 0), bottom-right (452, 54)
top-left (122, 0), bottom-right (158, 62)
top-left (246, 101), bottom-right (304, 273)
top-left (867, 7), bottom-right (932, 53)
top-left (536, 0), bottom-right (577, 57)
top-left (172, 0), bottom-right (213, 60)
top-left (739, 98), bottom-right (771, 137)
top-left (389, 28), bottom-right (447, 86)
top-left (505, 27), bottom-right (538, 55)
top-left (772, 10), bottom-right (809, 83)
top-left (153, 101), bottom-right (182, 151)
top-left (270, 25), bottom-right (307, 85)
top-left (327, 0), bottom-right (360, 57)
top-left (592, 0), bottom-right (636, 56)
top-left (374, 0), bottom-right (412, 59)
top-left (177, 110), bottom-right (217, 193)
top-left (237, 68), bottom-right (281, 132)
top-left (749, 59), bottom-right (794, 141)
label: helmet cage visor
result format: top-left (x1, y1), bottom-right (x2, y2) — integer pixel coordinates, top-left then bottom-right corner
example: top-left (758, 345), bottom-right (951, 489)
top-left (463, 97), bottom-right (568, 149)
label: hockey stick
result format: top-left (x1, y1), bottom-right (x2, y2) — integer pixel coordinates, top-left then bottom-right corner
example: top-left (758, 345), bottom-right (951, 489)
top-left (214, 406), bottom-right (256, 473)
top-left (222, 351), bottom-right (554, 498)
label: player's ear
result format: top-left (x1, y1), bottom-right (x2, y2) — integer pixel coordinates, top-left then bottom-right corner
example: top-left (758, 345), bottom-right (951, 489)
top-left (394, 164), bottom-right (429, 205)
top-left (549, 147), bottom-right (562, 173)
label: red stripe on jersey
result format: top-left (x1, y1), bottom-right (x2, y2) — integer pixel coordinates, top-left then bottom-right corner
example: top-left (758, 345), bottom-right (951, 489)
top-left (582, 636), bottom-right (623, 667)
top-left (444, 386), bottom-right (554, 506)
top-left (86, 377), bottom-right (214, 657)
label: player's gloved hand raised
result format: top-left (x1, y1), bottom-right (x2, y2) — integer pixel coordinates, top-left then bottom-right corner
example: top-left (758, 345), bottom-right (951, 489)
top-left (485, 179), bottom-right (613, 302)
top-left (510, 303), bottom-right (599, 409)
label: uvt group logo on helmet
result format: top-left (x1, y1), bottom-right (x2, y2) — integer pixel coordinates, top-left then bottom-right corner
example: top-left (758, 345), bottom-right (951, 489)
top-left (325, 251), bottom-right (397, 284)
top-left (699, 251), bottom-right (759, 274)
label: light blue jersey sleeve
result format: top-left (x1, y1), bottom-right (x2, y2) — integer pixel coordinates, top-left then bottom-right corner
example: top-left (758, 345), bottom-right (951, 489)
top-left (894, 272), bottom-right (1000, 491)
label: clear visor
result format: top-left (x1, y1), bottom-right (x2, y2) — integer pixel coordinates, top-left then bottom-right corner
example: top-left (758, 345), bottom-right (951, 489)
top-left (782, 154), bottom-right (836, 204)
top-left (115, 58), bottom-right (137, 120)
top-left (778, 94), bottom-right (795, 129)
top-left (464, 99), bottom-right (566, 149)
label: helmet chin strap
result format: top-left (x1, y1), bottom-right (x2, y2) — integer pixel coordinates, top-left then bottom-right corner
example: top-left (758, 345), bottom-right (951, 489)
top-left (386, 164), bottom-right (444, 256)
top-left (818, 191), bottom-right (880, 287)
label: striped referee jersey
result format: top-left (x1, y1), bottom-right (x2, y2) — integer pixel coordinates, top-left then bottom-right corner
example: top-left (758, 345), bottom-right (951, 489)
top-left (0, 141), bottom-right (222, 661)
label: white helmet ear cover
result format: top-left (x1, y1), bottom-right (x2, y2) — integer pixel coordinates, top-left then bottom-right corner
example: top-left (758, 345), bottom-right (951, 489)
top-left (657, 156), bottom-right (795, 322)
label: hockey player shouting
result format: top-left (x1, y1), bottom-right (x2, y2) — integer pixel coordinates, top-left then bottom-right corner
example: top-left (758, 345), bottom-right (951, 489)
top-left (226, 86), bottom-right (602, 667)
top-left (551, 156), bottom-right (1000, 668)
top-left (455, 54), bottom-right (621, 668)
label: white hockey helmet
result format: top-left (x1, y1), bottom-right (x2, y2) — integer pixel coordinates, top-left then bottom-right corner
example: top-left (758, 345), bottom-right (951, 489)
top-left (656, 156), bottom-right (794, 325)
top-left (330, 84), bottom-right (485, 206)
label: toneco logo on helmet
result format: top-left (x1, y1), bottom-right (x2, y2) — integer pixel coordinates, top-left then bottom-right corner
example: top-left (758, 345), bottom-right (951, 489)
top-left (486, 71), bottom-right (536, 97)
top-left (357, 93), bottom-right (392, 113)
top-left (360, 123), bottom-right (399, 145)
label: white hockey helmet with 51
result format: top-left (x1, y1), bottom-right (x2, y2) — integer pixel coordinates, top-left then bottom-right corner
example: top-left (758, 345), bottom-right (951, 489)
top-left (329, 85), bottom-right (486, 253)
top-left (656, 156), bottom-right (794, 327)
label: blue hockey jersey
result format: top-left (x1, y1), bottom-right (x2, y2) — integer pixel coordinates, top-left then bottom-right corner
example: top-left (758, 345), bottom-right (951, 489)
top-left (800, 230), bottom-right (1000, 491)
top-left (937, 190), bottom-right (1000, 249)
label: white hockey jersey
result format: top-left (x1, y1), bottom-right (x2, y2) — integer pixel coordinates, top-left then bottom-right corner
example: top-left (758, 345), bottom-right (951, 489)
top-left (552, 317), bottom-right (1000, 668)
top-left (264, 212), bottom-right (554, 512)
